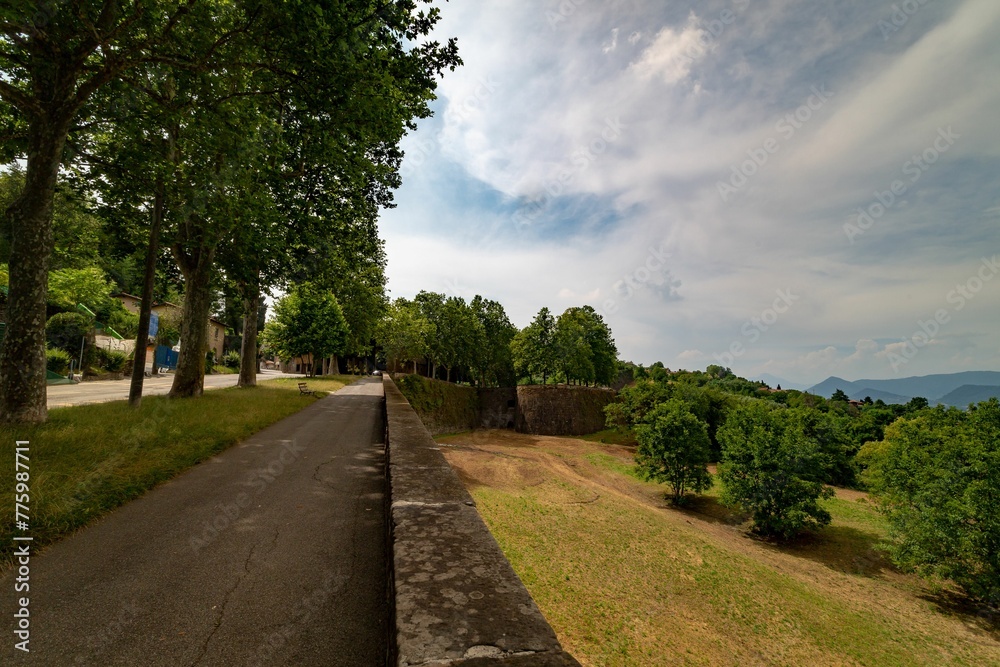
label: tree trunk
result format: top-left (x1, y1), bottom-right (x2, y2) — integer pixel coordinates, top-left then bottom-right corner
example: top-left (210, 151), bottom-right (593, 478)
top-left (129, 179), bottom-right (165, 407)
top-left (169, 245), bottom-right (216, 398)
top-left (237, 280), bottom-right (260, 388)
top-left (0, 118), bottom-right (70, 423)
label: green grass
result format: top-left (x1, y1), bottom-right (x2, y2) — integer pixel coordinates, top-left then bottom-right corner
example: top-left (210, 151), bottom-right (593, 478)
top-left (448, 438), bottom-right (1000, 666)
top-left (577, 428), bottom-right (638, 446)
top-left (583, 451), bottom-right (644, 481)
top-left (0, 375), bottom-right (355, 564)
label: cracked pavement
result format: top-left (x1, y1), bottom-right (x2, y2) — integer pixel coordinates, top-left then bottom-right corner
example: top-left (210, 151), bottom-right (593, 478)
top-left (1, 377), bottom-right (388, 666)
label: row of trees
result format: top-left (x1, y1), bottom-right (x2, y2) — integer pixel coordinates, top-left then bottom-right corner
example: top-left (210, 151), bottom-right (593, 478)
top-left (374, 297), bottom-right (620, 388)
top-left (0, 1), bottom-right (461, 421)
top-left (617, 365), bottom-right (1000, 605)
top-left (511, 306), bottom-right (618, 386)
top-left (376, 292), bottom-right (518, 387)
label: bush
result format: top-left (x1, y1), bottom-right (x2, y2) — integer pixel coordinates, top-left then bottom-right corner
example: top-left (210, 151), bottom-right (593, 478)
top-left (223, 350), bottom-right (241, 369)
top-left (46, 347), bottom-right (72, 375)
top-left (105, 305), bottom-right (140, 339)
top-left (717, 402), bottom-right (834, 539)
top-left (634, 400), bottom-right (712, 505)
top-left (206, 349), bottom-right (216, 368)
top-left (95, 347), bottom-right (127, 372)
top-left (859, 400), bottom-right (1000, 604)
top-left (46, 312), bottom-right (91, 354)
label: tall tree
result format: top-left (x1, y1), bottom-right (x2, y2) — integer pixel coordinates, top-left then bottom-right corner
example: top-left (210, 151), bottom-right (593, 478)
top-left (469, 295), bottom-right (516, 387)
top-left (0, 0), bottom-right (229, 422)
top-left (414, 290), bottom-right (446, 378)
top-left (634, 400), bottom-right (713, 505)
top-left (511, 307), bottom-right (557, 384)
top-left (376, 298), bottom-right (431, 375)
top-left (264, 283), bottom-right (349, 377)
top-left (717, 402), bottom-right (834, 539)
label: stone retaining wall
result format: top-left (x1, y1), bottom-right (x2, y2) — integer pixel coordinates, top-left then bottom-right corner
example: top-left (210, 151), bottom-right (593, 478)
top-left (515, 384), bottom-right (616, 436)
top-left (383, 375), bottom-right (580, 666)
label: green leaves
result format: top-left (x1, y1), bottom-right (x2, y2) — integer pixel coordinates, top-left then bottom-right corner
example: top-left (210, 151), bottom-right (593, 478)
top-left (511, 305), bottom-right (618, 386)
top-left (859, 399), bottom-right (1000, 603)
top-left (634, 399), bottom-right (713, 505)
top-left (717, 402), bottom-right (834, 540)
top-left (266, 282), bottom-right (349, 363)
top-left (375, 297), bottom-right (432, 372)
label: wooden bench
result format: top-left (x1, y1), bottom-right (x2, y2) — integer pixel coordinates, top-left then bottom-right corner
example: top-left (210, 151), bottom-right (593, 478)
top-left (298, 382), bottom-right (314, 395)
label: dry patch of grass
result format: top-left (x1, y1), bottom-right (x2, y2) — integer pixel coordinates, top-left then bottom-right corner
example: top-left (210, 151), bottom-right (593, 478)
top-left (438, 430), bottom-right (1000, 667)
top-left (0, 375), bottom-right (354, 565)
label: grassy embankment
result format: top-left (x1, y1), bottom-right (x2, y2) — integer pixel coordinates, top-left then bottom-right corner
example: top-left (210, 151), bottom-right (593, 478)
top-left (438, 430), bottom-right (1000, 667)
top-left (0, 376), bottom-right (353, 564)
top-left (396, 373), bottom-right (480, 435)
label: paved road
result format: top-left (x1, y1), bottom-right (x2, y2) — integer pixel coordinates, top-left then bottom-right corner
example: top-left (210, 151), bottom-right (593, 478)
top-left (46, 369), bottom-right (307, 408)
top-left (3, 378), bottom-right (388, 666)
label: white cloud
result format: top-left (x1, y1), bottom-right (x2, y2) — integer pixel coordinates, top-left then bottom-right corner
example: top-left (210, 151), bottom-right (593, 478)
top-left (381, 0), bottom-right (1000, 384)
top-left (628, 14), bottom-right (710, 85)
top-left (602, 28), bottom-right (619, 54)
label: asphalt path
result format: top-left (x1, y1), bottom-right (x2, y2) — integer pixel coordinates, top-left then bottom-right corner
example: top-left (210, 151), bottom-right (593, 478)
top-left (2, 378), bottom-right (388, 665)
top-left (46, 369), bottom-right (306, 409)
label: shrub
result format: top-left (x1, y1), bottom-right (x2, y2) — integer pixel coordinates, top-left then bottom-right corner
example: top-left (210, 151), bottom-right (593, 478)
top-left (46, 312), bottom-right (91, 354)
top-left (94, 347), bottom-right (127, 372)
top-left (46, 347), bottom-right (72, 375)
top-left (717, 402), bottom-right (834, 539)
top-left (859, 400), bottom-right (1000, 604)
top-left (223, 350), bottom-right (241, 369)
top-left (106, 305), bottom-right (140, 339)
top-left (634, 400), bottom-right (712, 505)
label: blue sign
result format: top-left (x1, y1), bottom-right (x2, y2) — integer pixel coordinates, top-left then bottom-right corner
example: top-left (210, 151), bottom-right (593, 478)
top-left (148, 312), bottom-right (159, 338)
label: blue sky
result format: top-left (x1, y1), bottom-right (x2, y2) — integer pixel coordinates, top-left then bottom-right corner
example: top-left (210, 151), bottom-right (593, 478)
top-left (379, 0), bottom-right (1000, 387)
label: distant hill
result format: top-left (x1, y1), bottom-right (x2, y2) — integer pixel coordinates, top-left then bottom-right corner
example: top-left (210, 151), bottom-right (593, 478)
top-left (848, 388), bottom-right (911, 405)
top-left (935, 385), bottom-right (1000, 407)
top-left (808, 371), bottom-right (1000, 403)
top-left (808, 376), bottom-right (855, 398)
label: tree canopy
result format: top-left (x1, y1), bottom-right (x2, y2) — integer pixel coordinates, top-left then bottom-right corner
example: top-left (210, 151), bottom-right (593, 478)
top-left (264, 283), bottom-right (349, 375)
top-left (0, 1), bottom-right (460, 419)
top-left (859, 399), bottom-right (1000, 603)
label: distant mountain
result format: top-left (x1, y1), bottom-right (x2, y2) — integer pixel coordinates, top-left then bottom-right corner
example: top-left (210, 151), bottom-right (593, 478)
top-left (808, 371), bottom-right (1000, 403)
top-left (751, 374), bottom-right (809, 391)
top-left (936, 385), bottom-right (1000, 407)
top-left (807, 376), bottom-right (855, 398)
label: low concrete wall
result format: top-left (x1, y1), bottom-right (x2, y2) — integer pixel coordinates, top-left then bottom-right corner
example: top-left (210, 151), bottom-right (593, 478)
top-left (384, 376), bottom-right (580, 667)
top-left (515, 385), bottom-right (616, 436)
